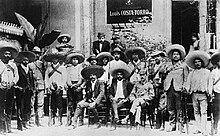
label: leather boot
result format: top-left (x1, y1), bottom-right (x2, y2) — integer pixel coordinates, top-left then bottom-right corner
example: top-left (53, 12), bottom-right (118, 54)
top-left (58, 110), bottom-right (63, 126)
top-left (129, 112), bottom-right (135, 126)
top-left (67, 110), bottom-right (72, 126)
top-left (5, 116), bottom-right (12, 133)
top-left (72, 106), bottom-right (82, 129)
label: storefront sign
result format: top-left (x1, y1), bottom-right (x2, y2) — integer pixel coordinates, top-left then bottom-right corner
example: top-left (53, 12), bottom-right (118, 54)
top-left (107, 0), bottom-right (152, 24)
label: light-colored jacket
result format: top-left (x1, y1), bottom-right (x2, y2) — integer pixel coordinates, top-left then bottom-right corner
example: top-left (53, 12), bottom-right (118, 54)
top-left (161, 61), bottom-right (189, 91)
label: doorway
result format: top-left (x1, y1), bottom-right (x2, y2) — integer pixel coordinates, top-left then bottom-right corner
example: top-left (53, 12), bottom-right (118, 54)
top-left (172, 0), bottom-right (199, 53)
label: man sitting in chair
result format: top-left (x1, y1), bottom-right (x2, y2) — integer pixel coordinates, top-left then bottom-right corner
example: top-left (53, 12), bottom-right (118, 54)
top-left (122, 69), bottom-right (155, 126)
top-left (109, 61), bottom-right (133, 123)
top-left (72, 65), bottom-right (105, 129)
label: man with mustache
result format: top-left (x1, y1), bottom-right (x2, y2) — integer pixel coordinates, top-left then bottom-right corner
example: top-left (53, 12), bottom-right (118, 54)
top-left (72, 65), bottom-right (105, 129)
top-left (0, 39), bottom-right (19, 134)
top-left (184, 51), bottom-right (211, 136)
top-left (160, 44), bottom-right (189, 133)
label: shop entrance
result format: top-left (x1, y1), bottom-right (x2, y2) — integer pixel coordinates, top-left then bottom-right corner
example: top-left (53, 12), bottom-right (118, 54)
top-left (172, 0), bottom-right (199, 53)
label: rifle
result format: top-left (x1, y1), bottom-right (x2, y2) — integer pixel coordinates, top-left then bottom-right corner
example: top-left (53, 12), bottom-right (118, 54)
top-left (48, 93), bottom-right (52, 126)
top-left (210, 96), bottom-right (214, 136)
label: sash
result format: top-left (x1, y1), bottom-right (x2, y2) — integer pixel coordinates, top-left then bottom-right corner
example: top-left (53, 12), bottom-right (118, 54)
top-left (48, 64), bottom-right (62, 78)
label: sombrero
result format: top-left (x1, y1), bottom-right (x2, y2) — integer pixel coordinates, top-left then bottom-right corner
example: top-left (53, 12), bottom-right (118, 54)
top-left (81, 65), bottom-right (104, 79)
top-left (86, 54), bottom-right (97, 62)
top-left (66, 50), bottom-right (85, 64)
top-left (42, 48), bottom-right (66, 62)
top-left (110, 61), bottom-right (131, 79)
top-left (96, 52), bottom-right (113, 62)
top-left (185, 50), bottom-right (210, 69)
top-left (111, 47), bottom-right (127, 61)
top-left (166, 44), bottom-right (186, 59)
top-left (125, 47), bottom-right (146, 60)
top-left (211, 52), bottom-right (220, 65)
top-left (15, 51), bottom-right (36, 63)
top-left (57, 34), bottom-right (71, 43)
top-left (0, 40), bottom-right (20, 59)
top-left (151, 50), bottom-right (166, 57)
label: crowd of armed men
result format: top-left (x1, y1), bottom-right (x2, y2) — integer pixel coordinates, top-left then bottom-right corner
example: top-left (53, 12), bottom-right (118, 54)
top-left (0, 31), bottom-right (220, 136)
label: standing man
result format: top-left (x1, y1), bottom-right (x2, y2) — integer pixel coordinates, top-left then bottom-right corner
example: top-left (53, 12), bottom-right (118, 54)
top-left (0, 39), bottom-right (19, 134)
top-left (65, 50), bottom-right (85, 126)
top-left (110, 34), bottom-right (126, 52)
top-left (160, 44), bottom-right (189, 132)
top-left (15, 51), bottom-right (36, 130)
top-left (210, 52), bottom-right (220, 135)
top-left (109, 61), bottom-right (133, 123)
top-left (125, 47), bottom-right (147, 85)
top-left (28, 46), bottom-right (45, 126)
top-left (184, 51), bottom-right (211, 136)
top-left (44, 48), bottom-right (67, 126)
top-left (72, 65), bottom-right (105, 129)
top-left (92, 32), bottom-right (110, 55)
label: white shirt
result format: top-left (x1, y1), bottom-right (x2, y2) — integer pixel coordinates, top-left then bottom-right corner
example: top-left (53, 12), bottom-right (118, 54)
top-left (0, 60), bottom-right (19, 85)
top-left (91, 79), bottom-right (97, 91)
top-left (211, 68), bottom-right (220, 93)
top-left (99, 43), bottom-right (103, 52)
top-left (114, 80), bottom-right (125, 100)
top-left (21, 64), bottom-right (29, 74)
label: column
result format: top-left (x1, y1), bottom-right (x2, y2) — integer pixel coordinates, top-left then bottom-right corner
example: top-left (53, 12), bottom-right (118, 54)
top-left (216, 0), bottom-right (220, 50)
top-left (199, 0), bottom-right (207, 51)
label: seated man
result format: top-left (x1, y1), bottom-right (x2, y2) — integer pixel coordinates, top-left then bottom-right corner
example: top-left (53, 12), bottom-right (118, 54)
top-left (72, 65), bottom-right (105, 129)
top-left (109, 61), bottom-right (133, 123)
top-left (122, 70), bottom-right (155, 126)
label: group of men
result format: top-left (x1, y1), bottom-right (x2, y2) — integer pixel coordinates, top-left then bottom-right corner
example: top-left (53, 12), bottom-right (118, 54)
top-left (0, 31), bottom-right (219, 136)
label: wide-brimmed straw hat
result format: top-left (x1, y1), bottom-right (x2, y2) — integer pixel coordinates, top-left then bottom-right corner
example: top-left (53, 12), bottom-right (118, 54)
top-left (42, 48), bottom-right (66, 62)
top-left (185, 50), bottom-right (210, 69)
top-left (96, 52), bottom-right (113, 62)
top-left (151, 50), bottom-right (166, 57)
top-left (166, 44), bottom-right (186, 59)
top-left (15, 51), bottom-right (36, 63)
top-left (110, 61), bottom-right (131, 79)
top-left (0, 40), bottom-right (20, 59)
top-left (211, 52), bottom-right (220, 65)
top-left (81, 65), bottom-right (104, 79)
top-left (125, 47), bottom-right (146, 60)
top-left (57, 34), bottom-right (71, 43)
top-left (66, 50), bottom-right (85, 64)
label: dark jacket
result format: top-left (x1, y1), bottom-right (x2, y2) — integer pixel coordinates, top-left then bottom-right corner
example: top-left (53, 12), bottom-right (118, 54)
top-left (92, 40), bottom-right (110, 55)
top-left (17, 64), bottom-right (35, 91)
top-left (85, 79), bottom-right (105, 105)
top-left (109, 78), bottom-right (133, 100)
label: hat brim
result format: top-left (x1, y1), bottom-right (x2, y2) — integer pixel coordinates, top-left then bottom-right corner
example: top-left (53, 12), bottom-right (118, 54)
top-left (57, 34), bottom-right (71, 43)
top-left (111, 50), bottom-right (127, 62)
top-left (96, 52), bottom-right (113, 62)
top-left (43, 53), bottom-right (65, 62)
top-left (151, 51), bottom-right (166, 57)
top-left (166, 44), bottom-right (186, 59)
top-left (81, 65), bottom-right (104, 79)
top-left (66, 52), bottom-right (85, 64)
top-left (211, 52), bottom-right (220, 65)
top-left (110, 61), bottom-right (131, 79)
top-left (0, 46), bottom-right (19, 59)
top-left (185, 51), bottom-right (210, 69)
top-left (125, 47), bottom-right (146, 60)
top-left (15, 51), bottom-right (36, 63)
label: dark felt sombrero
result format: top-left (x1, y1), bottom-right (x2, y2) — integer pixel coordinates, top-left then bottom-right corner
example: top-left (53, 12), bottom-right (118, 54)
top-left (185, 50), bottom-right (210, 69)
top-left (42, 48), bottom-right (66, 62)
top-left (81, 65), bottom-right (104, 79)
top-left (57, 34), bottom-right (71, 43)
top-left (0, 40), bottom-right (20, 59)
top-left (211, 52), bottom-right (220, 65)
top-left (15, 51), bottom-right (36, 63)
top-left (66, 50), bottom-right (85, 64)
top-left (166, 44), bottom-right (186, 59)
top-left (125, 47), bottom-right (146, 60)
top-left (110, 61), bottom-right (131, 79)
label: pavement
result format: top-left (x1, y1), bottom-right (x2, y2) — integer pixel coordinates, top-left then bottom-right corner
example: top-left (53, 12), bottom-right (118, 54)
top-left (2, 117), bottom-right (219, 136)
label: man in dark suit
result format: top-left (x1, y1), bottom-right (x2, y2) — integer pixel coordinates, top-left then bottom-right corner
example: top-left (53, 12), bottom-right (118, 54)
top-left (72, 65), bottom-right (105, 129)
top-left (109, 61), bottom-right (133, 123)
top-left (92, 32), bottom-right (110, 55)
top-left (15, 51), bottom-right (36, 131)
